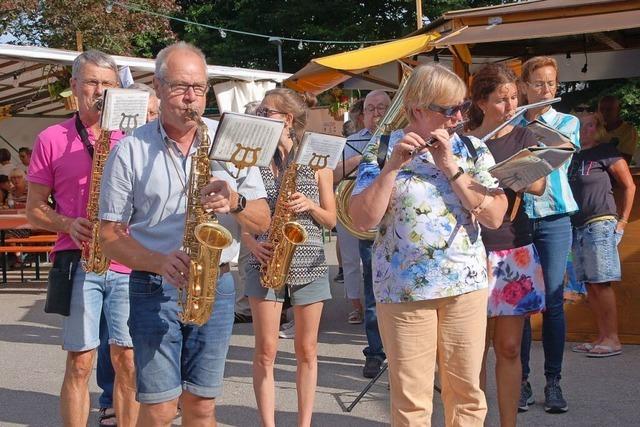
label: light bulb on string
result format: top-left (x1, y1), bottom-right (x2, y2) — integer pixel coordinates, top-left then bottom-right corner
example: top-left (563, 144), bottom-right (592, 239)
top-left (12, 74), bottom-right (19, 88)
top-left (298, 41), bottom-right (304, 50)
top-left (105, 1), bottom-right (113, 13)
top-left (219, 29), bottom-right (227, 38)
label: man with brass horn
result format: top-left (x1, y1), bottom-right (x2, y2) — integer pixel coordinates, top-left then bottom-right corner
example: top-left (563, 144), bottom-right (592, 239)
top-left (334, 90), bottom-right (390, 378)
top-left (99, 42), bottom-right (270, 426)
top-left (26, 50), bottom-right (138, 426)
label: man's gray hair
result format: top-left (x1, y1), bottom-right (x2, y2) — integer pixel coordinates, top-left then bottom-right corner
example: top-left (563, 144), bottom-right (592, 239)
top-left (128, 82), bottom-right (157, 97)
top-left (244, 101), bottom-right (261, 115)
top-left (155, 42), bottom-right (207, 80)
top-left (72, 49), bottom-right (119, 79)
top-left (365, 89), bottom-right (391, 104)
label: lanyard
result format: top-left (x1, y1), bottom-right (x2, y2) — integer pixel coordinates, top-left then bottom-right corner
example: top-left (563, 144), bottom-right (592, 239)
top-left (74, 113), bottom-right (95, 159)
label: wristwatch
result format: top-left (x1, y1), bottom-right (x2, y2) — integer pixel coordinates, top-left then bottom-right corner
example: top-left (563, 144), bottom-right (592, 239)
top-left (231, 193), bottom-right (246, 213)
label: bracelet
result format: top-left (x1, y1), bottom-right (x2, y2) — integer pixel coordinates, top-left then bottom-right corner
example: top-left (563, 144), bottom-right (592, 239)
top-left (470, 187), bottom-right (494, 216)
top-left (448, 167), bottom-right (465, 182)
top-left (618, 218), bottom-right (628, 224)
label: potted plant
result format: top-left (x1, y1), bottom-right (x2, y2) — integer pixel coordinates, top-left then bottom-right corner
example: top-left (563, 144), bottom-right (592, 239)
top-left (326, 88), bottom-right (350, 121)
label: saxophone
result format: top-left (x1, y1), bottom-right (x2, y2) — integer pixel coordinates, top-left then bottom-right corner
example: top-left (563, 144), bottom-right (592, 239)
top-left (179, 109), bottom-right (233, 326)
top-left (82, 98), bottom-right (111, 274)
top-left (260, 149), bottom-right (308, 290)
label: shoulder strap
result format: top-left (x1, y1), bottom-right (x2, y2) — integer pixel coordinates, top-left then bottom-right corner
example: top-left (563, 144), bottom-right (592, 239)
top-left (459, 135), bottom-right (478, 165)
top-left (377, 134), bottom-right (390, 169)
top-left (74, 114), bottom-right (94, 159)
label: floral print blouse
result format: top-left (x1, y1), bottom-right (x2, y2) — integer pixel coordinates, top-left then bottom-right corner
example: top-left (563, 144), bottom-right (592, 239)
top-left (352, 130), bottom-right (499, 303)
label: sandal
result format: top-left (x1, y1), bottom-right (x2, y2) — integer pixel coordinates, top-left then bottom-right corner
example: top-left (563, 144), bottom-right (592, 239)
top-left (98, 407), bottom-right (117, 426)
top-left (587, 344), bottom-right (622, 358)
top-left (571, 342), bottom-right (594, 353)
top-left (348, 309), bottom-right (363, 324)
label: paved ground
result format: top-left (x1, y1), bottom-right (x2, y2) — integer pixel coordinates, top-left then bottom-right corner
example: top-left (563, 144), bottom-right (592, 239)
top-left (1, 241), bottom-right (638, 426)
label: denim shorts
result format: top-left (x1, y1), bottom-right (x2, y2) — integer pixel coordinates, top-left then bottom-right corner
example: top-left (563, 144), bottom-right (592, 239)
top-left (572, 219), bottom-right (622, 283)
top-left (128, 270), bottom-right (235, 404)
top-left (62, 270), bottom-right (133, 351)
top-left (244, 264), bottom-right (331, 305)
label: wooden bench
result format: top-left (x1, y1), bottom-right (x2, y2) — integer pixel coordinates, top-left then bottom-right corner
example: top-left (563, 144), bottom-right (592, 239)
top-left (4, 235), bottom-right (57, 244)
top-left (0, 245), bottom-right (54, 283)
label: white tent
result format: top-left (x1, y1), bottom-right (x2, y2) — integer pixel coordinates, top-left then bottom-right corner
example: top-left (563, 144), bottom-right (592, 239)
top-left (0, 44), bottom-right (290, 151)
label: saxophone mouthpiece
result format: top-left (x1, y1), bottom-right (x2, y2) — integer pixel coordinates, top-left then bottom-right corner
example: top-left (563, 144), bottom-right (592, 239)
top-left (185, 108), bottom-right (200, 121)
top-left (94, 97), bottom-right (104, 112)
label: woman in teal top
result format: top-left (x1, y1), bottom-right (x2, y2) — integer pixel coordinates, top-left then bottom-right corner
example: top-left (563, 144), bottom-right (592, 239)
top-left (515, 56), bottom-right (581, 414)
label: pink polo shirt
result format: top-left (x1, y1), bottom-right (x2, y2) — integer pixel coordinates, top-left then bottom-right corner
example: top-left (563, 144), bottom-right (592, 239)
top-left (28, 116), bottom-right (131, 274)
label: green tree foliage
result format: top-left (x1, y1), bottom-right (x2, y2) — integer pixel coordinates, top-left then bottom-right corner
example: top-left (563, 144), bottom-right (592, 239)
top-left (174, 0), bottom-right (502, 73)
top-left (1, 0), bottom-right (177, 57)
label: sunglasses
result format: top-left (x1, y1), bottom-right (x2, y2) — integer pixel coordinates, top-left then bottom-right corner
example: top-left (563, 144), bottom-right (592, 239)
top-left (427, 100), bottom-right (471, 118)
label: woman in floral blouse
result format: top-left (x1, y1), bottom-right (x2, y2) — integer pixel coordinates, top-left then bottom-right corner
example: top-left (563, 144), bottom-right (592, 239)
top-left (349, 64), bottom-right (508, 427)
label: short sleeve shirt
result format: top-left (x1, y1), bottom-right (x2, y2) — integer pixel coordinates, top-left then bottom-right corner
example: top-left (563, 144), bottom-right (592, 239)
top-left (514, 107), bottom-right (580, 219)
top-left (568, 143), bottom-right (622, 227)
top-left (99, 117), bottom-right (267, 282)
top-left (475, 126), bottom-right (538, 251)
top-left (352, 129), bottom-right (499, 303)
top-left (28, 116), bottom-right (129, 273)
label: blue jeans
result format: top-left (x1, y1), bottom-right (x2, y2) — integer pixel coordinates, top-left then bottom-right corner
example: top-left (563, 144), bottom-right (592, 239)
top-left (129, 271), bottom-right (235, 404)
top-left (97, 309), bottom-right (115, 409)
top-left (359, 239), bottom-right (385, 361)
top-left (521, 214), bottom-right (571, 381)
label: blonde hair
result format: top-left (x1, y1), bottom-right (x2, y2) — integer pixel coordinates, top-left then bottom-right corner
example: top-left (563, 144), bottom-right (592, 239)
top-left (263, 88), bottom-right (316, 141)
top-left (577, 111), bottom-right (607, 143)
top-left (403, 64), bottom-right (467, 122)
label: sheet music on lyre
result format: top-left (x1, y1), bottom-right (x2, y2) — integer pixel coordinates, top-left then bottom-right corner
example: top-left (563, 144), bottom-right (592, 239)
top-left (209, 112), bottom-right (283, 169)
top-left (100, 88), bottom-right (150, 133)
top-left (294, 132), bottom-right (347, 170)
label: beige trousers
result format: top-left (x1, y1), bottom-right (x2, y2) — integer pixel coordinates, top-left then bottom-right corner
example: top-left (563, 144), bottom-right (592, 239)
top-left (377, 288), bottom-right (488, 427)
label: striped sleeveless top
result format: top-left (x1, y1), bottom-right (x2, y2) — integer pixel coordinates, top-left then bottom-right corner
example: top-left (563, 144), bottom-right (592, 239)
top-left (248, 165), bottom-right (327, 286)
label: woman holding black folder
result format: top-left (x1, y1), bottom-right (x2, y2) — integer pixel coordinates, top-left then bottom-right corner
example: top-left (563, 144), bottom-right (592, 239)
top-left (466, 63), bottom-right (546, 427)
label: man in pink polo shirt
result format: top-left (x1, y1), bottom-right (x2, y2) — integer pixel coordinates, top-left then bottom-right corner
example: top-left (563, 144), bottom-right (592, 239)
top-left (26, 50), bottom-right (138, 426)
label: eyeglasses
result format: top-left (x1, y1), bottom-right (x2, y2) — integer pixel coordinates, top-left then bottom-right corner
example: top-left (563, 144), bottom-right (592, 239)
top-left (81, 79), bottom-right (119, 88)
top-left (364, 104), bottom-right (389, 114)
top-left (427, 100), bottom-right (471, 118)
top-left (256, 107), bottom-right (286, 117)
top-left (161, 79), bottom-right (209, 96)
top-left (528, 81), bottom-right (557, 90)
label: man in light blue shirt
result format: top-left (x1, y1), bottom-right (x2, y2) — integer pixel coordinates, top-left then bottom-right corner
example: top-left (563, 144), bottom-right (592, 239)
top-left (99, 42), bottom-right (270, 425)
top-left (333, 90), bottom-right (390, 379)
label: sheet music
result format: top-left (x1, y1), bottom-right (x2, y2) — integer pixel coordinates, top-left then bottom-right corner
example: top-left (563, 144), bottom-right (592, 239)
top-left (527, 120), bottom-right (573, 148)
top-left (100, 88), bottom-right (149, 132)
top-left (294, 132), bottom-right (347, 170)
top-left (489, 146), bottom-right (574, 192)
top-left (209, 112), bottom-right (284, 168)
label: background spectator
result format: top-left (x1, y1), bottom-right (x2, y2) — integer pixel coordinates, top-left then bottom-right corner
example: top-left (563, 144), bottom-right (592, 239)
top-left (598, 95), bottom-right (638, 163)
top-left (0, 148), bottom-right (15, 176)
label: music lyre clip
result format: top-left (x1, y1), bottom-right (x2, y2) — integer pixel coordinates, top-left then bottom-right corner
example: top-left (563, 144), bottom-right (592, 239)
top-left (227, 143), bottom-right (262, 178)
top-left (307, 152), bottom-right (329, 170)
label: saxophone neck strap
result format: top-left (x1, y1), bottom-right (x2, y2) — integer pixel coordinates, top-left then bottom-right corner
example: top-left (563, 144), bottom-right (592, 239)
top-left (75, 113), bottom-right (94, 159)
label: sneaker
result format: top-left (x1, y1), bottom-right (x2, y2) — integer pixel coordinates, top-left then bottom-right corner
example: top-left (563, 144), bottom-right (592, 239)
top-left (518, 381), bottom-right (534, 412)
top-left (279, 320), bottom-right (295, 339)
top-left (544, 378), bottom-right (568, 413)
top-left (333, 269), bottom-right (344, 283)
top-left (363, 357), bottom-right (383, 378)
top-left (348, 309), bottom-right (363, 324)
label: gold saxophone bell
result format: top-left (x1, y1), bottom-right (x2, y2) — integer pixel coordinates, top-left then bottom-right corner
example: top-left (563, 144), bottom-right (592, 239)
top-left (194, 222), bottom-right (233, 249)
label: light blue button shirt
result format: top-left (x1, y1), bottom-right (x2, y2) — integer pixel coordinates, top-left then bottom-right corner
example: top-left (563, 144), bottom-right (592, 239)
top-left (99, 117), bottom-right (267, 264)
top-left (514, 107), bottom-right (580, 219)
